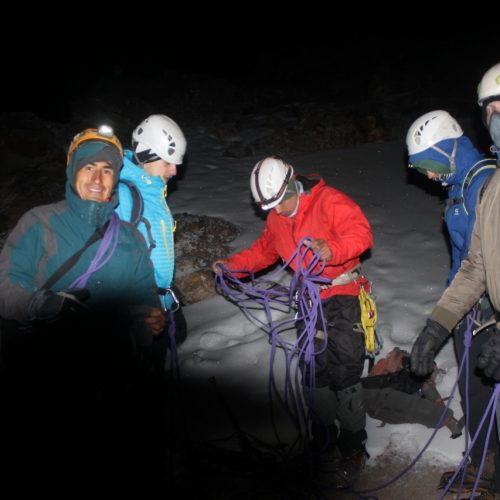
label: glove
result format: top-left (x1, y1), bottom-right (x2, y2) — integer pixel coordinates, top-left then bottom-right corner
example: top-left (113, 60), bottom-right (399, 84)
top-left (477, 332), bottom-right (500, 380)
top-left (410, 318), bottom-right (450, 376)
top-left (27, 288), bottom-right (90, 322)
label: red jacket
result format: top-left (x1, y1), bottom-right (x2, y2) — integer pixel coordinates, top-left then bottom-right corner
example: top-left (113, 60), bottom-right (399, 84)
top-left (225, 175), bottom-right (373, 298)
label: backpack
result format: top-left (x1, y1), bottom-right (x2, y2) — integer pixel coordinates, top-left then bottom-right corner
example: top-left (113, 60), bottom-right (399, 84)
top-left (361, 348), bottom-right (464, 439)
top-left (446, 159), bottom-right (497, 215)
top-left (119, 179), bottom-right (156, 253)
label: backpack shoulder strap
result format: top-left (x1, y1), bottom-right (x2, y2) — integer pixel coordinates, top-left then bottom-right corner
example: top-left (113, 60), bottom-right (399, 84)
top-left (479, 169), bottom-right (497, 204)
top-left (118, 179), bottom-right (155, 253)
top-left (119, 179), bottom-right (144, 226)
top-left (461, 159), bottom-right (497, 215)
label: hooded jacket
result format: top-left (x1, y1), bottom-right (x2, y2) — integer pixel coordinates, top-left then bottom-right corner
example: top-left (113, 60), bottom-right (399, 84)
top-left (0, 161), bottom-right (158, 323)
top-left (431, 167), bottom-right (500, 331)
top-left (410, 136), bottom-right (496, 283)
top-left (115, 150), bottom-right (175, 306)
top-left (225, 174), bottom-right (373, 298)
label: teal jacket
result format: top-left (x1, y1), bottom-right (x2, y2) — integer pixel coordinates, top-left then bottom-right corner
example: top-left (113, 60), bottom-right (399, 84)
top-left (0, 166), bottom-right (158, 323)
top-left (115, 150), bottom-right (176, 308)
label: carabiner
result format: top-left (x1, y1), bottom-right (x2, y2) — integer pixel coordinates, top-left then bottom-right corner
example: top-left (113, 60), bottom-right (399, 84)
top-left (158, 287), bottom-right (181, 312)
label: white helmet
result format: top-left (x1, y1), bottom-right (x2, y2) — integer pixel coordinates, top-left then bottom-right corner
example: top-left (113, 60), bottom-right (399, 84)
top-left (250, 156), bottom-right (294, 210)
top-left (132, 114), bottom-right (187, 165)
top-left (406, 110), bottom-right (463, 155)
top-left (477, 63), bottom-right (500, 106)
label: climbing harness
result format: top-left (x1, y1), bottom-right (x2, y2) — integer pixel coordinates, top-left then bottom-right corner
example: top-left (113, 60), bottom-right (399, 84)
top-left (318, 265), bottom-right (361, 289)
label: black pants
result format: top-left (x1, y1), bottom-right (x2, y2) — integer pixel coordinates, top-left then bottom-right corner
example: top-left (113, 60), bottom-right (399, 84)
top-left (454, 317), bottom-right (500, 491)
top-left (299, 295), bottom-right (367, 453)
top-left (299, 295), bottom-right (366, 390)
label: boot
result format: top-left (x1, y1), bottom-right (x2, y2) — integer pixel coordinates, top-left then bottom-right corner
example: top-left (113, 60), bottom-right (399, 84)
top-left (330, 447), bottom-right (368, 489)
top-left (440, 490), bottom-right (498, 499)
top-left (438, 454), bottom-right (495, 498)
top-left (309, 421), bottom-right (338, 454)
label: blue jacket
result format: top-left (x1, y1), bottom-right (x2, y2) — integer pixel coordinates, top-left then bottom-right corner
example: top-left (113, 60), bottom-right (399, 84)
top-left (115, 151), bottom-right (176, 308)
top-left (0, 164), bottom-right (159, 323)
top-left (411, 136), bottom-right (496, 283)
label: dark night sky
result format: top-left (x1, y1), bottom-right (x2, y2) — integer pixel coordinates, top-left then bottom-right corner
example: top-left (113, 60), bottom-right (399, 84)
top-left (2, 4), bottom-right (498, 120)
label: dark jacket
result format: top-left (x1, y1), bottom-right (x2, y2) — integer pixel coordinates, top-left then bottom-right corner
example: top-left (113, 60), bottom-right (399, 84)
top-left (0, 167), bottom-right (158, 323)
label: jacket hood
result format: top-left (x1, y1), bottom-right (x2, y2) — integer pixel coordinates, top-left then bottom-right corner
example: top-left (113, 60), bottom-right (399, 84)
top-left (295, 173), bottom-right (323, 193)
top-left (292, 174), bottom-right (325, 215)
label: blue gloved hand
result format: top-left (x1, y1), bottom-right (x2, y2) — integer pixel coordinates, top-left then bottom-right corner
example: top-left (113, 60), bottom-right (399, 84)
top-left (477, 331), bottom-right (500, 380)
top-left (410, 318), bottom-right (450, 376)
top-left (27, 288), bottom-right (90, 322)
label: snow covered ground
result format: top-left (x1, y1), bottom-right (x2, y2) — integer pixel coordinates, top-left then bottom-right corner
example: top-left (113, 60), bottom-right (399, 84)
top-left (168, 124), bottom-right (466, 469)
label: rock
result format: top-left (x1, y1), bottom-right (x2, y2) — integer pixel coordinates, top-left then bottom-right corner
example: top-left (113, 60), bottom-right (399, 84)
top-left (173, 213), bottom-right (240, 304)
top-left (174, 213), bottom-right (240, 274)
top-left (175, 269), bottom-right (217, 304)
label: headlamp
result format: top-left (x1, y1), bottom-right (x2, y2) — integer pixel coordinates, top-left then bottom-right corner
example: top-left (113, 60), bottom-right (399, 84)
top-left (97, 124), bottom-right (115, 139)
top-left (67, 125), bottom-right (124, 165)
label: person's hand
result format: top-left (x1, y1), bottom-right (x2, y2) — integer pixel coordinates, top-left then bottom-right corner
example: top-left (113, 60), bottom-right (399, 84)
top-left (478, 332), bottom-right (500, 380)
top-left (143, 307), bottom-right (166, 336)
top-left (27, 288), bottom-right (90, 322)
top-left (410, 318), bottom-right (450, 376)
top-left (212, 259), bottom-right (227, 273)
top-left (306, 239), bottom-right (333, 260)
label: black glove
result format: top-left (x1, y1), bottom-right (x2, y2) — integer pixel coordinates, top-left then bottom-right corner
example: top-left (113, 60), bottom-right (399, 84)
top-left (27, 288), bottom-right (90, 322)
top-left (477, 331), bottom-right (500, 380)
top-left (410, 318), bottom-right (450, 376)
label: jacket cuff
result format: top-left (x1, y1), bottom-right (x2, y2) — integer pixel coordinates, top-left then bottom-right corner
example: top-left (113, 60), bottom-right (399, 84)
top-left (430, 306), bottom-right (461, 332)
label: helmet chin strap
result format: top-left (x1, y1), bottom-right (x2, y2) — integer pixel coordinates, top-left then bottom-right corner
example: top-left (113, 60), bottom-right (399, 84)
top-left (286, 181), bottom-right (304, 218)
top-left (133, 151), bottom-right (144, 167)
top-left (431, 139), bottom-right (458, 174)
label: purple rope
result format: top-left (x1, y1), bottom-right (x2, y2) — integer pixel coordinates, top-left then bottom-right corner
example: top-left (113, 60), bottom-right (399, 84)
top-left (439, 385), bottom-right (499, 499)
top-left (452, 311), bottom-right (474, 496)
top-left (357, 310), bottom-right (474, 496)
top-left (167, 309), bottom-right (180, 379)
top-left (439, 308), bottom-right (500, 500)
top-left (219, 248), bottom-right (497, 497)
top-left (69, 213), bottom-right (121, 289)
top-left (215, 237), bottom-right (329, 437)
